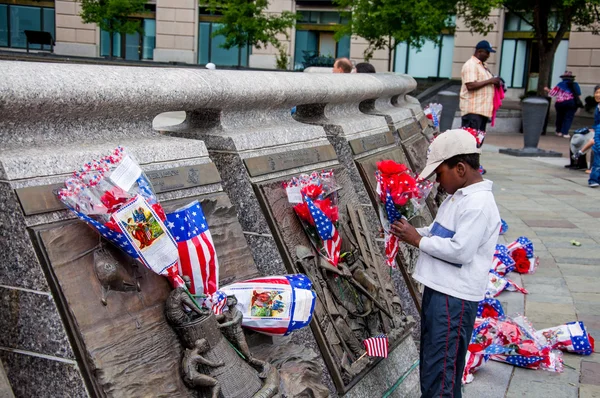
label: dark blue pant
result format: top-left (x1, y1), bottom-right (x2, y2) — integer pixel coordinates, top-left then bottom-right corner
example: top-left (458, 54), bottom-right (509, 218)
top-left (590, 148), bottom-right (600, 185)
top-left (555, 100), bottom-right (577, 135)
top-left (420, 287), bottom-right (478, 398)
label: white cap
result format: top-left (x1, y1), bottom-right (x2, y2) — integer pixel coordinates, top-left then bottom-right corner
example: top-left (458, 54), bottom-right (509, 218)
top-left (206, 63), bottom-right (216, 70)
top-left (419, 129), bottom-right (481, 179)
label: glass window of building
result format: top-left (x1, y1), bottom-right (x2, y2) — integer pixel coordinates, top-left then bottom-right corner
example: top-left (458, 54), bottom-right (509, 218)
top-left (394, 35), bottom-right (455, 78)
top-left (100, 18), bottom-right (155, 60)
top-left (197, 22), bottom-right (249, 67)
top-left (294, 11), bottom-right (350, 70)
top-left (0, 4), bottom-right (54, 50)
top-left (501, 12), bottom-right (565, 89)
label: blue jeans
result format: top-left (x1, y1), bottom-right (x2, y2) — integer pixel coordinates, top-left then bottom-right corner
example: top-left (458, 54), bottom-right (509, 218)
top-left (590, 148), bottom-right (600, 185)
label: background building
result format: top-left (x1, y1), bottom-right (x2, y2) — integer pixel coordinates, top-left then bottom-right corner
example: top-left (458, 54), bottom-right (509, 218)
top-left (1, 1), bottom-right (598, 97)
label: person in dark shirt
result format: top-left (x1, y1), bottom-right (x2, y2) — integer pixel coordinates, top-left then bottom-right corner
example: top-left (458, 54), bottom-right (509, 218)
top-left (356, 62), bottom-right (376, 73)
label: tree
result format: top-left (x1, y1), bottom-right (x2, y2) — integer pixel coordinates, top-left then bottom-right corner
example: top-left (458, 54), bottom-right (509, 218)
top-left (334, 0), bottom-right (455, 72)
top-left (205, 0), bottom-right (299, 68)
top-left (454, 0), bottom-right (600, 95)
top-left (80, 0), bottom-right (147, 58)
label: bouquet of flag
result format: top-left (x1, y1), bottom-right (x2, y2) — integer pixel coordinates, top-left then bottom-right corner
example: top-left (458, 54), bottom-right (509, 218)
top-left (507, 236), bottom-right (539, 274)
top-left (535, 322), bottom-right (595, 355)
top-left (57, 147), bottom-right (182, 287)
top-left (165, 200), bottom-right (226, 313)
top-left (375, 160), bottom-right (433, 268)
top-left (463, 315), bottom-right (564, 384)
top-left (285, 171), bottom-right (341, 267)
top-left (219, 274), bottom-right (316, 336)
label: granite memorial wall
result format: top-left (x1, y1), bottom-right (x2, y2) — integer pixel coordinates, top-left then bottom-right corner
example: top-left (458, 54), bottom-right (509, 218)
top-left (0, 61), bottom-right (432, 398)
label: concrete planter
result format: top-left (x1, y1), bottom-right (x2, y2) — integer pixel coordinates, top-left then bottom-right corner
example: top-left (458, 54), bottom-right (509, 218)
top-left (438, 90), bottom-right (459, 132)
top-left (499, 96), bottom-right (561, 157)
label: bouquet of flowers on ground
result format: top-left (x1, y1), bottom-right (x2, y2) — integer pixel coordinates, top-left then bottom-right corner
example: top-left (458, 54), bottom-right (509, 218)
top-left (57, 146), bottom-right (182, 287)
top-left (486, 270), bottom-right (528, 297)
top-left (535, 321), bottom-right (595, 355)
top-left (375, 160), bottom-right (433, 268)
top-left (507, 236), bottom-right (539, 274)
top-left (285, 170), bottom-right (341, 266)
top-left (463, 315), bottom-right (564, 384)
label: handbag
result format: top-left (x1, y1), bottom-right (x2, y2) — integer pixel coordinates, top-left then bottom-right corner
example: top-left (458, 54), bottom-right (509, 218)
top-left (567, 81), bottom-right (584, 108)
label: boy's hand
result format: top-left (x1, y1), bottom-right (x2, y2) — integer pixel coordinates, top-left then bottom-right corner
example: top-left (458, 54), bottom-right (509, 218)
top-left (390, 219), bottom-right (422, 248)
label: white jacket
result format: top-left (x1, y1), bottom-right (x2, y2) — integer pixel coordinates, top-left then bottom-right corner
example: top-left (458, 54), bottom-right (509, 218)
top-left (414, 180), bottom-right (501, 302)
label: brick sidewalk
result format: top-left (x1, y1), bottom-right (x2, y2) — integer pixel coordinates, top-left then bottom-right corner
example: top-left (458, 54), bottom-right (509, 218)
top-left (463, 150), bottom-right (600, 398)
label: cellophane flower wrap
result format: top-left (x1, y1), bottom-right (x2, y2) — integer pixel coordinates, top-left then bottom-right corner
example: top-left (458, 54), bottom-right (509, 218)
top-left (424, 103), bottom-right (443, 131)
top-left (463, 315), bottom-right (564, 384)
top-left (285, 170), bottom-right (341, 267)
top-left (57, 147), bottom-right (182, 288)
top-left (375, 160), bottom-right (433, 268)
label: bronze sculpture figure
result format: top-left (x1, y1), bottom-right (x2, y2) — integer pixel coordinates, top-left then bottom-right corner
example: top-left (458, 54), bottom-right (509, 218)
top-left (182, 338), bottom-right (224, 398)
top-left (165, 276), bottom-right (210, 327)
top-left (216, 295), bottom-right (269, 377)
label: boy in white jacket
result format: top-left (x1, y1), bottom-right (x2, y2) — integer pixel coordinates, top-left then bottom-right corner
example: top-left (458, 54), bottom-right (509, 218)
top-left (391, 129), bottom-right (500, 398)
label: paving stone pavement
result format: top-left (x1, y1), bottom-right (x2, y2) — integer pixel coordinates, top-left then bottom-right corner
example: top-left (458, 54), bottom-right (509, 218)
top-left (462, 149), bottom-right (600, 398)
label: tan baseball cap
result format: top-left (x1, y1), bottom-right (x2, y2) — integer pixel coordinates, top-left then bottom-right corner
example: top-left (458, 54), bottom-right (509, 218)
top-left (419, 129), bottom-right (482, 180)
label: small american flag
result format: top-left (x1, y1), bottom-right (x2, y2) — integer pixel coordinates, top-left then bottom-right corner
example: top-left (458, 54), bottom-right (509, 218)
top-left (305, 196), bottom-right (341, 266)
top-left (363, 334), bottom-right (388, 358)
top-left (384, 190), bottom-right (403, 268)
top-left (210, 290), bottom-right (227, 315)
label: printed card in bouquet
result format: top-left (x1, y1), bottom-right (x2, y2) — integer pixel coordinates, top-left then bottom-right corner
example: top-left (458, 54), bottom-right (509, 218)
top-left (114, 195), bottom-right (179, 275)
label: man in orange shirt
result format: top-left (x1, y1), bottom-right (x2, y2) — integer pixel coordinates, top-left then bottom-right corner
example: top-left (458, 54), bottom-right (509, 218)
top-left (460, 41), bottom-right (501, 132)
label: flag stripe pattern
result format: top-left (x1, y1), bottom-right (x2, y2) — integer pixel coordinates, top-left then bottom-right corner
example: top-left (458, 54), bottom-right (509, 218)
top-left (384, 190), bottom-right (403, 268)
top-left (491, 244), bottom-right (515, 276)
top-left (304, 196), bottom-right (341, 267)
top-left (166, 201), bottom-right (219, 296)
top-left (363, 334), bottom-right (389, 358)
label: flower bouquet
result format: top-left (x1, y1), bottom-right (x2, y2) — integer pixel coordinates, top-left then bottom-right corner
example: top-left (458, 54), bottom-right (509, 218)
top-left (375, 160), bottom-right (434, 268)
top-left (535, 321), bottom-right (595, 355)
top-left (57, 147), bottom-right (182, 287)
top-left (463, 315), bottom-right (564, 383)
top-left (285, 170), bottom-right (341, 266)
top-left (507, 236), bottom-right (539, 274)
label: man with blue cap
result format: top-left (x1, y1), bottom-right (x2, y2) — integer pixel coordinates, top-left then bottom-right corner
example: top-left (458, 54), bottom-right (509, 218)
top-left (460, 40), bottom-right (501, 132)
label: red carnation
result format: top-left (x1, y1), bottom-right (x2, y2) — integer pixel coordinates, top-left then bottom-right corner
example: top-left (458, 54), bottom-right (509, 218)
top-left (377, 160), bottom-right (408, 176)
top-left (100, 188), bottom-right (129, 212)
top-left (152, 203), bottom-right (167, 222)
top-left (317, 198), bottom-right (338, 223)
top-left (393, 192), bottom-right (409, 206)
top-left (301, 184), bottom-right (323, 200)
top-left (511, 248), bottom-right (530, 273)
top-left (293, 202), bottom-right (315, 225)
top-left (481, 306), bottom-right (499, 319)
